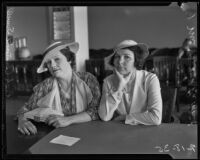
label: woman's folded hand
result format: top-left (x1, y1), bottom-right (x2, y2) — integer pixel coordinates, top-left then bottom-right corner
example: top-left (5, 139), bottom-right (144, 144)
top-left (18, 117), bottom-right (37, 135)
top-left (113, 115), bottom-right (126, 121)
top-left (45, 115), bottom-right (72, 128)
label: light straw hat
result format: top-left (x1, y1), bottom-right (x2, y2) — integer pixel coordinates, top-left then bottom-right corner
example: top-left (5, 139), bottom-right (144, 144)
top-left (105, 40), bottom-right (149, 70)
top-left (37, 41), bottom-right (79, 73)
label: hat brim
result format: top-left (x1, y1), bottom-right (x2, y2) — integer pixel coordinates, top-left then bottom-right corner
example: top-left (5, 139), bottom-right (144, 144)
top-left (37, 41), bottom-right (79, 73)
top-left (66, 42), bottom-right (79, 54)
top-left (43, 41), bottom-right (79, 56)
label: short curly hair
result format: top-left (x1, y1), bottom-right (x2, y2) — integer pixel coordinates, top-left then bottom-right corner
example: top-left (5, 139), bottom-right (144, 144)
top-left (43, 47), bottom-right (76, 70)
top-left (59, 47), bottom-right (76, 69)
top-left (109, 46), bottom-right (145, 70)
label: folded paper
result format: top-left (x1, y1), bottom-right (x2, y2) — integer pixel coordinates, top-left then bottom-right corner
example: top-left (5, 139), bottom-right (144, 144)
top-left (50, 135), bottom-right (80, 146)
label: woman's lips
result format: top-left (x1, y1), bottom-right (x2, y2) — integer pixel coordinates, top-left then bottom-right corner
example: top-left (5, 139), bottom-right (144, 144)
top-left (117, 66), bottom-right (125, 71)
top-left (53, 68), bottom-right (60, 73)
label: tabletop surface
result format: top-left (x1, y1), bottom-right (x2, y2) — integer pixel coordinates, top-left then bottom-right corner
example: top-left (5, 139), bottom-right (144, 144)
top-left (28, 121), bottom-right (197, 159)
top-left (5, 97), bottom-right (55, 154)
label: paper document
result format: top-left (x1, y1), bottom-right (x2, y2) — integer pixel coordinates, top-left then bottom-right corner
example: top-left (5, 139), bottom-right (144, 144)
top-left (50, 135), bottom-right (80, 146)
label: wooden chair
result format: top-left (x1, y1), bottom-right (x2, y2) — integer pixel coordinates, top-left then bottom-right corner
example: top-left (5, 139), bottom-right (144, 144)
top-left (152, 56), bottom-right (177, 86)
top-left (85, 59), bottom-right (112, 89)
top-left (161, 83), bottom-right (177, 123)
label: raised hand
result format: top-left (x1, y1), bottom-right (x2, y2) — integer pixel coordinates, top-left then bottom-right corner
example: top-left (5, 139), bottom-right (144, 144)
top-left (114, 69), bottom-right (132, 91)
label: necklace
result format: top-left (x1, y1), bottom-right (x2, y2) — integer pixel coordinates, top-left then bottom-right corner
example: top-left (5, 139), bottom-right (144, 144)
top-left (58, 81), bottom-right (71, 98)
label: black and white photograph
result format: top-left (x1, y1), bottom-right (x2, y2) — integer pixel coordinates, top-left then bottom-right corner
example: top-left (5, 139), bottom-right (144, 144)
top-left (3, 1), bottom-right (198, 159)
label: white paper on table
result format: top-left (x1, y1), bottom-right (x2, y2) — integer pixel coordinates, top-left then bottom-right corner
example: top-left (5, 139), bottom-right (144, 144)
top-left (50, 135), bottom-right (80, 146)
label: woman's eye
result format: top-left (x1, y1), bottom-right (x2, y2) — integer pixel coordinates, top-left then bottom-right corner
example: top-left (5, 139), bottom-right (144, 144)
top-left (55, 58), bottom-right (60, 62)
top-left (114, 55), bottom-right (120, 59)
top-left (124, 55), bottom-right (131, 59)
top-left (46, 61), bottom-right (50, 66)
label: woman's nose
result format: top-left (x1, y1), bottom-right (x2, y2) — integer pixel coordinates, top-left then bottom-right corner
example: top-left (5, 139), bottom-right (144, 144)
top-left (50, 59), bottom-right (56, 67)
top-left (119, 57), bottom-right (124, 64)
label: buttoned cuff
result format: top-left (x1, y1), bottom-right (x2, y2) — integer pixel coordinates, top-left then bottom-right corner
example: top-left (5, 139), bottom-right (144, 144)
top-left (111, 89), bottom-right (123, 103)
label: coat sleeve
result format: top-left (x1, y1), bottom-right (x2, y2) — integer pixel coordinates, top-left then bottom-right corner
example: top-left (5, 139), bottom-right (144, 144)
top-left (125, 75), bottom-right (162, 125)
top-left (84, 73), bottom-right (101, 121)
top-left (98, 79), bottom-right (123, 121)
top-left (15, 78), bottom-right (53, 119)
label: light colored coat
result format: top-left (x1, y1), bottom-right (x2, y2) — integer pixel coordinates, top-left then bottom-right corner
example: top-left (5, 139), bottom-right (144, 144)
top-left (98, 70), bottom-right (162, 125)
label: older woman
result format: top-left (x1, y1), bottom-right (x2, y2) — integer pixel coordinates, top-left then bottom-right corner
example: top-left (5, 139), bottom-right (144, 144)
top-left (17, 41), bottom-right (101, 135)
top-left (98, 40), bottom-right (162, 125)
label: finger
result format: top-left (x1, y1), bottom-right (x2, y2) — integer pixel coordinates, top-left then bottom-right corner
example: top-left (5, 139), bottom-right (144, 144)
top-left (52, 121), bottom-right (59, 128)
top-left (115, 69), bottom-right (121, 77)
top-left (122, 72), bottom-right (132, 84)
top-left (46, 115), bottom-right (54, 123)
top-left (45, 117), bottom-right (50, 123)
top-left (30, 123), bottom-right (37, 134)
top-left (22, 127), bottom-right (31, 135)
top-left (27, 123), bottom-right (37, 134)
top-left (45, 116), bottom-right (52, 123)
top-left (26, 126), bottom-right (36, 135)
top-left (49, 114), bottom-right (57, 118)
top-left (115, 70), bottom-right (124, 83)
top-left (48, 118), bottom-right (56, 126)
top-left (46, 115), bottom-right (57, 122)
top-left (18, 127), bottom-right (26, 135)
top-left (124, 73), bottom-right (132, 82)
top-left (127, 71), bottom-right (133, 79)
top-left (54, 122), bottom-right (59, 128)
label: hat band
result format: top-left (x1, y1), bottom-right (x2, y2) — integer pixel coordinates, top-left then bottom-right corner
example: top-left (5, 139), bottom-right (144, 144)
top-left (43, 42), bottom-right (64, 56)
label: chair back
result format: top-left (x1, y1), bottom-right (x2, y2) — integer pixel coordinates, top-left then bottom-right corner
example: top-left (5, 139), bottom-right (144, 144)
top-left (153, 56), bottom-right (176, 85)
top-left (161, 83), bottom-right (177, 123)
top-left (85, 59), bottom-right (112, 89)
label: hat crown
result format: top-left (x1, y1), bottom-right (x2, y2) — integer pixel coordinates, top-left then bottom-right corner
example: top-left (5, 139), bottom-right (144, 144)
top-left (43, 41), bottom-right (79, 56)
top-left (44, 41), bottom-right (63, 52)
top-left (118, 40), bottom-right (138, 46)
top-left (115, 40), bottom-right (138, 51)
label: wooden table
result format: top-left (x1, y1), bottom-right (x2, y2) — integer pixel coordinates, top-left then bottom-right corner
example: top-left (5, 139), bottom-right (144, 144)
top-left (5, 97), bottom-right (54, 154)
top-left (6, 115), bottom-right (54, 154)
top-left (5, 97), bottom-right (197, 158)
top-left (27, 121), bottom-right (197, 159)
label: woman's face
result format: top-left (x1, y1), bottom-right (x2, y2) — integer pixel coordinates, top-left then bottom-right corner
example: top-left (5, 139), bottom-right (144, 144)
top-left (46, 52), bottom-right (72, 78)
top-left (113, 49), bottom-right (135, 76)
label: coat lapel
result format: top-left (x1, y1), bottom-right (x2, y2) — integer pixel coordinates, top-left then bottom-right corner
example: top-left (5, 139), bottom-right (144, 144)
top-left (74, 74), bottom-right (93, 113)
top-left (129, 70), bottom-right (138, 114)
top-left (129, 70), bottom-right (147, 114)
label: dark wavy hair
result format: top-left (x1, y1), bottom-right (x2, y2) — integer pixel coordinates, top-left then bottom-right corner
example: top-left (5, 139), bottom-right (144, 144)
top-left (109, 46), bottom-right (145, 70)
top-left (59, 47), bottom-right (76, 69)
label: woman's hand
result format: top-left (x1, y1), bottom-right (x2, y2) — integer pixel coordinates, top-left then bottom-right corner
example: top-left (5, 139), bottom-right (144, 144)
top-left (113, 115), bottom-right (126, 121)
top-left (114, 69), bottom-right (132, 91)
top-left (46, 115), bottom-right (72, 128)
top-left (18, 117), bottom-right (37, 135)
